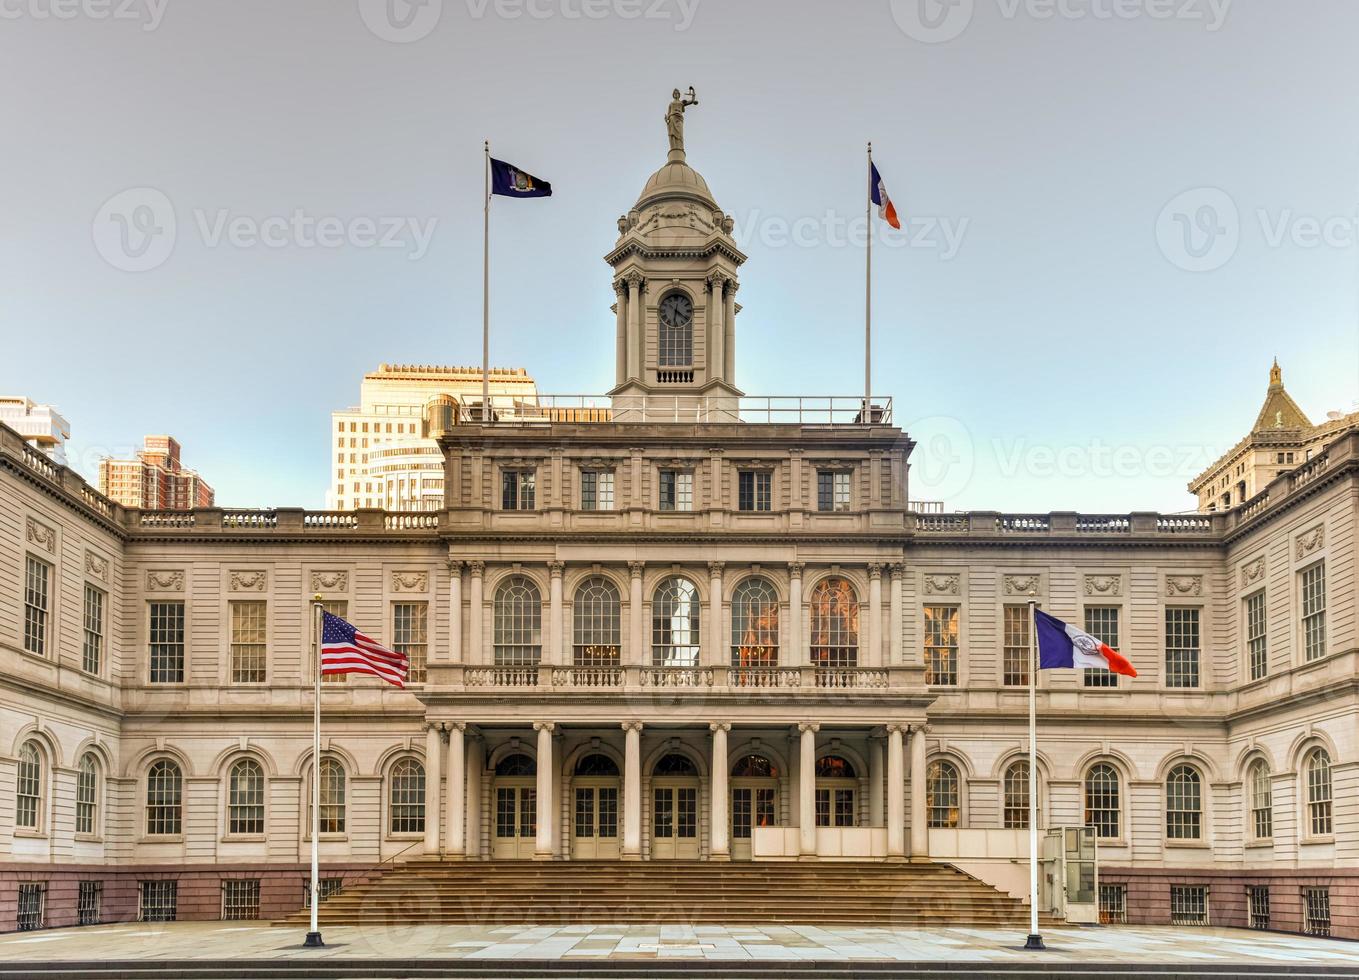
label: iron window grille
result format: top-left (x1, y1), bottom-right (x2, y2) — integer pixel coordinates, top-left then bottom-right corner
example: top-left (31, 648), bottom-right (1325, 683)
top-left (77, 881), bottom-right (102, 926)
top-left (737, 470), bottom-right (772, 512)
top-left (573, 577), bottom-right (622, 666)
top-left (1165, 607), bottom-right (1200, 688)
top-left (148, 601), bottom-right (186, 684)
top-left (1248, 886), bottom-right (1270, 930)
top-left (923, 605), bottom-right (958, 686)
top-left (76, 753), bottom-right (98, 836)
top-left (221, 879), bottom-right (261, 921)
top-left (809, 577), bottom-right (859, 668)
top-left (652, 576), bottom-right (701, 667)
top-left (1084, 763), bottom-right (1121, 838)
top-left (730, 578), bottom-right (779, 667)
top-left (1246, 591), bottom-right (1267, 680)
top-left (83, 584), bottom-right (105, 675)
top-left (388, 758), bottom-right (425, 835)
top-left (145, 759), bottom-right (183, 836)
top-left (1082, 606), bottom-right (1120, 687)
top-left (393, 602), bottom-right (428, 684)
top-left (493, 576), bottom-right (543, 666)
top-left (138, 880), bottom-right (177, 922)
top-left (16, 883), bottom-right (45, 932)
top-left (229, 600), bottom-right (267, 684)
top-left (1169, 885), bottom-right (1209, 926)
top-left (24, 555), bottom-right (50, 656)
top-left (228, 759), bottom-right (265, 835)
top-left (1301, 563), bottom-right (1326, 661)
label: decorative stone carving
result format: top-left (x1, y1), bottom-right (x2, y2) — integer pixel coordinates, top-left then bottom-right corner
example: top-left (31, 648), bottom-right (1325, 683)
top-left (84, 551), bottom-right (109, 583)
top-left (1083, 574), bottom-right (1122, 597)
top-left (392, 571), bottom-right (429, 593)
top-left (229, 570), bottom-right (267, 592)
top-left (26, 517), bottom-right (56, 554)
top-left (1295, 525), bottom-right (1324, 560)
top-left (146, 570), bottom-right (185, 592)
top-left (1240, 557), bottom-right (1266, 588)
top-left (923, 573), bottom-right (960, 596)
top-left (1003, 574), bottom-right (1040, 596)
top-left (1165, 574), bottom-right (1203, 597)
top-left (311, 570), bottom-right (348, 592)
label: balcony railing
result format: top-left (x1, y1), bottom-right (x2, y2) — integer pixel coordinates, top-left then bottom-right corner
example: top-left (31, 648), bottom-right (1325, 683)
top-left (454, 395), bottom-right (893, 426)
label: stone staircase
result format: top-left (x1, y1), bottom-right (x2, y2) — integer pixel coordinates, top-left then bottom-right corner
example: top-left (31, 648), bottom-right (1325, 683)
top-left (279, 860), bottom-right (1047, 928)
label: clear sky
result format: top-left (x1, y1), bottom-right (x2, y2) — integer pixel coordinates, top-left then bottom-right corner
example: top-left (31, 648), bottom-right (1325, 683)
top-left (3, 0), bottom-right (1357, 512)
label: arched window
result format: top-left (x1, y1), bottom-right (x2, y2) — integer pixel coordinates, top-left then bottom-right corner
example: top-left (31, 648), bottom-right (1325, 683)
top-left (731, 578), bottom-right (779, 667)
top-left (815, 755), bottom-right (857, 828)
top-left (1003, 760), bottom-right (1030, 829)
top-left (16, 741), bottom-right (42, 830)
top-left (228, 759), bottom-right (265, 835)
top-left (926, 760), bottom-right (960, 828)
top-left (1306, 749), bottom-right (1332, 837)
top-left (1249, 760), bottom-right (1272, 840)
top-left (388, 758), bottom-right (425, 835)
top-left (76, 752), bottom-right (99, 836)
top-left (146, 759), bottom-right (183, 836)
top-left (731, 755), bottom-right (778, 779)
top-left (573, 577), bottom-right (621, 666)
top-left (314, 757), bottom-right (346, 835)
top-left (657, 290), bottom-right (693, 367)
top-left (494, 576), bottom-right (542, 666)
top-left (652, 577), bottom-right (701, 667)
top-left (574, 753), bottom-right (620, 777)
top-left (495, 753), bottom-right (536, 777)
top-left (653, 753), bottom-right (699, 777)
top-left (809, 577), bottom-right (859, 667)
top-left (1165, 764), bottom-right (1202, 840)
top-left (1084, 763), bottom-right (1120, 838)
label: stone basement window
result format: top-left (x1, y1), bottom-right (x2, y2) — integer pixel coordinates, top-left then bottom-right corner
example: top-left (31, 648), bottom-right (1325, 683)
top-left (77, 881), bottom-right (103, 926)
top-left (221, 879), bottom-right (261, 920)
top-left (16, 882), bottom-right (46, 932)
top-left (1247, 885), bottom-right (1270, 930)
top-left (1098, 884), bottom-right (1126, 924)
top-left (139, 880), bottom-right (178, 922)
top-left (1304, 887), bottom-right (1331, 937)
top-left (1169, 885), bottom-right (1209, 926)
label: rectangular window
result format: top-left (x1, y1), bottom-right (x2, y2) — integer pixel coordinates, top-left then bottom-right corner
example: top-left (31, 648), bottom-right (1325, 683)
top-left (139, 880), bottom-right (177, 922)
top-left (738, 471), bottom-right (772, 512)
top-left (82, 585), bottom-right (105, 675)
top-left (221, 879), bottom-right (261, 921)
top-left (319, 600), bottom-right (348, 684)
top-left (923, 605), bottom-right (958, 686)
top-left (1083, 606), bottom-right (1120, 687)
top-left (658, 470), bottom-right (693, 511)
top-left (16, 882), bottom-right (45, 932)
top-left (1002, 605), bottom-right (1030, 686)
top-left (149, 601), bottom-right (186, 684)
top-left (229, 600), bottom-right (267, 684)
top-left (1165, 607), bottom-right (1200, 688)
top-left (501, 470), bottom-right (536, 510)
top-left (580, 470), bottom-right (615, 511)
top-left (1301, 563), bottom-right (1326, 661)
top-left (1169, 885), bottom-right (1209, 926)
top-left (24, 555), bottom-right (50, 656)
top-left (1247, 886), bottom-right (1269, 930)
top-left (393, 602), bottom-right (428, 684)
top-left (1098, 884), bottom-right (1127, 925)
top-left (1246, 591), bottom-right (1267, 680)
top-left (1304, 887), bottom-right (1331, 937)
top-left (77, 881), bottom-right (102, 926)
top-left (303, 877), bottom-right (344, 908)
top-left (816, 471), bottom-right (851, 512)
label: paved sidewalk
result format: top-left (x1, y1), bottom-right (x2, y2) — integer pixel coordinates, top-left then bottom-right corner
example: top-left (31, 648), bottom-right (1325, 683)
top-left (0, 920), bottom-right (1354, 965)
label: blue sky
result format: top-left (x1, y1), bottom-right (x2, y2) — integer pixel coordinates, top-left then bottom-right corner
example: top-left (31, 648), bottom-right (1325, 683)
top-left (2, 0), bottom-right (1356, 512)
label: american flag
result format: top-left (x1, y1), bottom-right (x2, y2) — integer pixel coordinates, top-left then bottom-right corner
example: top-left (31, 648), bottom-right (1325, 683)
top-left (320, 611), bottom-right (408, 688)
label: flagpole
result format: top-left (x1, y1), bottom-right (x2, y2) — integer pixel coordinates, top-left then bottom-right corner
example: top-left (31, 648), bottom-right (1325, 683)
top-left (1025, 598), bottom-right (1044, 950)
top-left (482, 139), bottom-right (491, 423)
top-left (304, 596), bottom-right (324, 948)
top-left (864, 141), bottom-right (872, 423)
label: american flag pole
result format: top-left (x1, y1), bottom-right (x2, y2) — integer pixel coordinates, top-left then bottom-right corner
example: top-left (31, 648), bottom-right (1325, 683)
top-left (304, 596), bottom-right (324, 948)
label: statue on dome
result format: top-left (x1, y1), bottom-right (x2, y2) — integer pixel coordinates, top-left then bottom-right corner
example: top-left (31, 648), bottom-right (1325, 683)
top-left (665, 87), bottom-right (699, 160)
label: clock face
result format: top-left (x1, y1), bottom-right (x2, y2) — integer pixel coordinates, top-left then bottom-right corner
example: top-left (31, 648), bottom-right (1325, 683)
top-left (659, 293), bottom-right (693, 328)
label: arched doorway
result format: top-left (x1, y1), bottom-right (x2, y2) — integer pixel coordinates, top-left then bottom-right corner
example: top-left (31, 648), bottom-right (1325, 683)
top-left (492, 752), bottom-right (537, 859)
top-left (651, 753), bottom-right (700, 860)
top-left (815, 754), bottom-right (858, 827)
top-left (731, 754), bottom-right (779, 861)
top-left (571, 753), bottom-right (620, 859)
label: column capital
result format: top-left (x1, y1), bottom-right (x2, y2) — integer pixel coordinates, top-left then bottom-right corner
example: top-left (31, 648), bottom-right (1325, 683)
top-left (548, 560), bottom-right (565, 577)
top-left (868, 562), bottom-right (884, 580)
top-left (709, 722), bottom-right (731, 734)
top-left (446, 558), bottom-right (464, 574)
top-left (788, 560), bottom-right (805, 578)
top-left (533, 721), bottom-right (555, 734)
top-left (707, 561), bottom-right (725, 576)
top-left (798, 722), bottom-right (820, 734)
top-left (621, 721), bottom-right (644, 733)
top-left (468, 560), bottom-right (486, 577)
top-left (628, 560), bottom-right (646, 578)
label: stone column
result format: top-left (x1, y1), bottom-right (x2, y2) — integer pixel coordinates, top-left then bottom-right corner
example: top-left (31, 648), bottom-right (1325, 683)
top-left (622, 722), bottom-right (643, 859)
top-left (886, 724), bottom-right (905, 858)
top-left (465, 735), bottom-right (483, 859)
top-left (889, 563), bottom-right (903, 666)
top-left (548, 561), bottom-right (564, 666)
top-left (710, 723), bottom-right (730, 860)
top-left (468, 561), bottom-right (485, 664)
top-left (447, 560), bottom-right (463, 664)
top-left (723, 281), bottom-right (737, 382)
top-left (798, 723), bottom-right (818, 856)
top-left (787, 562), bottom-right (804, 667)
top-left (625, 273), bottom-right (643, 381)
top-left (424, 723), bottom-right (443, 855)
top-left (534, 722), bottom-right (555, 859)
top-left (868, 735), bottom-right (885, 827)
top-left (629, 562), bottom-right (645, 664)
top-left (868, 564), bottom-right (884, 668)
top-left (707, 274), bottom-right (725, 383)
top-left (910, 725), bottom-right (928, 858)
top-left (445, 723), bottom-right (465, 857)
top-left (707, 562), bottom-right (724, 667)
top-left (614, 279), bottom-right (628, 387)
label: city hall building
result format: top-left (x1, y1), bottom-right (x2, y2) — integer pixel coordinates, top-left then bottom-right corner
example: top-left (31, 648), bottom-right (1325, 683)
top-left (2, 121), bottom-right (1356, 939)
